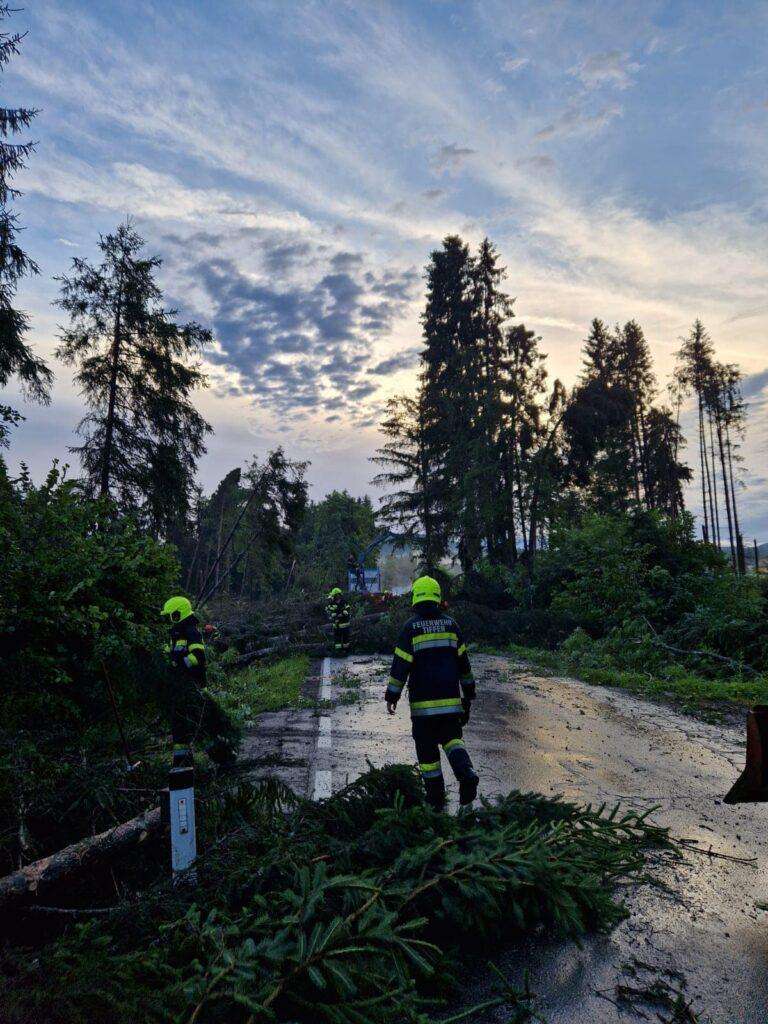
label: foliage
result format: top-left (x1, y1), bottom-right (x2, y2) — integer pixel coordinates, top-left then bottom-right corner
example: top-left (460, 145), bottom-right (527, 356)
top-left (0, 6), bottom-right (52, 445)
top-left (55, 220), bottom-right (212, 534)
top-left (522, 510), bottom-right (764, 655)
top-left (186, 449), bottom-right (309, 604)
top-left (2, 765), bottom-right (671, 1023)
top-left (0, 463), bottom-right (237, 870)
top-left (295, 489), bottom-right (377, 593)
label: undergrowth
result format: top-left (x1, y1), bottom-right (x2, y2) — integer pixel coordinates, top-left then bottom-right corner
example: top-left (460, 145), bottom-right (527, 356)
top-left (501, 638), bottom-right (768, 715)
top-left (1, 764), bottom-right (672, 1023)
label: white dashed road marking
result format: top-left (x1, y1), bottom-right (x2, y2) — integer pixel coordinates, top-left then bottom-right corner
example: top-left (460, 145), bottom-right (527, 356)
top-left (312, 769), bottom-right (333, 800)
top-left (318, 716), bottom-right (332, 749)
top-left (313, 657), bottom-right (334, 798)
top-left (320, 657), bottom-right (331, 701)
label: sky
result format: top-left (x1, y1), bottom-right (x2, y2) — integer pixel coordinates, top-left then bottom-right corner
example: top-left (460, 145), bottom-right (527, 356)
top-left (4, 0), bottom-right (768, 537)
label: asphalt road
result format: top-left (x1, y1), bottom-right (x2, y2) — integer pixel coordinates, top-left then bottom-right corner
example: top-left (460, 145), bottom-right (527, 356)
top-left (312, 652), bottom-right (768, 1024)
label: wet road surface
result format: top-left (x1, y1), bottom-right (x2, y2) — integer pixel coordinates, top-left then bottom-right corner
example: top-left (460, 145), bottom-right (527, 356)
top-left (315, 653), bottom-right (768, 1023)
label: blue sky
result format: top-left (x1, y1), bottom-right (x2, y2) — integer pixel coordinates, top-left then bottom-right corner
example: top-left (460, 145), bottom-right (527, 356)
top-left (4, 0), bottom-right (768, 536)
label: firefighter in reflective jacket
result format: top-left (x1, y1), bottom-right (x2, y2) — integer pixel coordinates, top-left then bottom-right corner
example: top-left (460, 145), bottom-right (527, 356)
top-left (386, 576), bottom-right (479, 809)
top-left (162, 596), bottom-right (207, 767)
top-left (326, 587), bottom-right (351, 656)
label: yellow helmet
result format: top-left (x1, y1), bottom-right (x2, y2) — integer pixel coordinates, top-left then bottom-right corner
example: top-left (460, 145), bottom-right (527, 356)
top-left (412, 575), bottom-right (441, 606)
top-left (162, 595), bottom-right (194, 623)
top-left (328, 587), bottom-right (342, 599)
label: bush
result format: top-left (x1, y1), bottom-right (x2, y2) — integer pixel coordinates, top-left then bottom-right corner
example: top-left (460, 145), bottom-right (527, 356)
top-left (0, 464), bottom-right (233, 869)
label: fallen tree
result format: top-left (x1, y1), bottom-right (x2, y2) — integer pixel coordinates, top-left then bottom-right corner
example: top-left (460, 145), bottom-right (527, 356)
top-left (0, 805), bottom-right (162, 914)
top-left (3, 765), bottom-right (673, 1024)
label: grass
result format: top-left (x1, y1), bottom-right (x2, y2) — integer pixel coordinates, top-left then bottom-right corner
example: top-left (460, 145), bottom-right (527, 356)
top-left (221, 654), bottom-right (312, 721)
top-left (499, 643), bottom-right (768, 717)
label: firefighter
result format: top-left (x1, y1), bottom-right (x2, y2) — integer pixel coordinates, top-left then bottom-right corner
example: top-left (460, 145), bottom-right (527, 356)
top-left (161, 596), bottom-right (207, 767)
top-left (326, 587), bottom-right (351, 657)
top-left (385, 576), bottom-right (479, 809)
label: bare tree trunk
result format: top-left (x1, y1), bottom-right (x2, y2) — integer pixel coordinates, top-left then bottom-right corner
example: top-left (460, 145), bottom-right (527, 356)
top-left (99, 271), bottom-right (123, 499)
top-left (714, 410), bottom-right (737, 570)
top-left (706, 410), bottom-right (722, 547)
top-left (697, 398), bottom-right (710, 543)
top-left (725, 421), bottom-right (746, 573)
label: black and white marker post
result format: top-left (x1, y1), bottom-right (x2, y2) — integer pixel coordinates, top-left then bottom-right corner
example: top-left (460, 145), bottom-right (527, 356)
top-left (167, 764), bottom-right (197, 883)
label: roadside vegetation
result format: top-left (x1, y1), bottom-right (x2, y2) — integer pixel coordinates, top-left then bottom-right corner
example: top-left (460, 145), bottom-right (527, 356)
top-left (215, 654), bottom-right (312, 723)
top-left (2, 765), bottom-right (672, 1024)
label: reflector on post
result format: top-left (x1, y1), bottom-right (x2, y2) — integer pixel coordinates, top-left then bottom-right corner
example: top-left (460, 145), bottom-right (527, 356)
top-left (168, 766), bottom-right (197, 880)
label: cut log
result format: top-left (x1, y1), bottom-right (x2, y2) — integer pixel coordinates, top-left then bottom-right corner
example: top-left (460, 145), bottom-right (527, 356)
top-left (0, 805), bottom-right (162, 913)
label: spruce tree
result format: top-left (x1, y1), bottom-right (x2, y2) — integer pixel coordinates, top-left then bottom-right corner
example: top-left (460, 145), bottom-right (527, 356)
top-left (420, 235), bottom-right (479, 571)
top-left (0, 6), bottom-right (51, 444)
top-left (371, 394), bottom-right (446, 570)
top-left (502, 322), bottom-right (548, 561)
top-left (675, 321), bottom-right (719, 548)
top-left (470, 238), bottom-right (514, 559)
top-left (56, 221), bottom-right (211, 532)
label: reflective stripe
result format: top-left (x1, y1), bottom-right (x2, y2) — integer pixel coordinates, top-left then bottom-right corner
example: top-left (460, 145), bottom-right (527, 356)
top-left (419, 761), bottom-right (443, 779)
top-left (184, 653), bottom-right (199, 667)
top-left (412, 639), bottom-right (456, 650)
top-left (386, 677), bottom-right (404, 693)
top-left (411, 706), bottom-right (462, 717)
top-left (188, 643), bottom-right (205, 653)
top-left (458, 643), bottom-right (467, 656)
top-left (444, 738), bottom-right (465, 753)
top-left (173, 639), bottom-right (188, 650)
top-left (411, 698), bottom-right (462, 709)
top-left (394, 646), bottom-right (413, 663)
top-left (413, 631), bottom-right (458, 646)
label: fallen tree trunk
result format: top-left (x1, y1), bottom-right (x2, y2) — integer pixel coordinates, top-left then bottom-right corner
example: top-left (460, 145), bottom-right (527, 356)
top-left (0, 805), bottom-right (162, 913)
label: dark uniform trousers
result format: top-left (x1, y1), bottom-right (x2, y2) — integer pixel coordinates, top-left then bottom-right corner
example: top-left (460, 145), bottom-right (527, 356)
top-left (412, 715), bottom-right (475, 808)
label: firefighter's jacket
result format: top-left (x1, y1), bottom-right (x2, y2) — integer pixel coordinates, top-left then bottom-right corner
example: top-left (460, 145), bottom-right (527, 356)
top-left (386, 603), bottom-right (475, 718)
top-left (326, 595), bottom-right (351, 627)
top-left (166, 614), bottom-right (207, 686)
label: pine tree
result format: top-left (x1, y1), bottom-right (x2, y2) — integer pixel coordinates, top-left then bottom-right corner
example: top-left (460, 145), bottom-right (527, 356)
top-left (644, 406), bottom-right (691, 515)
top-left (420, 235), bottom-right (479, 572)
top-left (502, 322), bottom-right (548, 561)
top-left (613, 320), bottom-right (657, 505)
top-left (565, 321), bottom-right (638, 512)
top-left (470, 238), bottom-right (513, 559)
top-left (0, 6), bottom-right (51, 444)
top-left (56, 222), bottom-right (211, 532)
top-left (371, 394), bottom-right (445, 570)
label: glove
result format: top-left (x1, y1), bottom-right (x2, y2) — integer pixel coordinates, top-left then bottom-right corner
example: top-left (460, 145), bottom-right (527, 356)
top-left (460, 698), bottom-right (472, 727)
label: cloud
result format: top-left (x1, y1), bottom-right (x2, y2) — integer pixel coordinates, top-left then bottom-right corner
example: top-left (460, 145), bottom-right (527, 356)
top-left (534, 103), bottom-right (623, 140)
top-left (723, 304), bottom-right (768, 324)
top-left (515, 154), bottom-right (555, 170)
top-left (57, 237), bottom-right (78, 247)
top-left (572, 51), bottom-right (641, 91)
top-left (367, 347), bottom-right (421, 376)
top-left (175, 234), bottom-right (419, 420)
top-left (741, 368), bottom-right (768, 400)
top-left (422, 188), bottom-right (446, 200)
top-left (503, 56), bottom-right (530, 74)
top-left (431, 142), bottom-right (477, 175)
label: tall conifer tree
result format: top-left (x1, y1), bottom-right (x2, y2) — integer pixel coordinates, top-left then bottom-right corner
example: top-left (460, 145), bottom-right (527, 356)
top-left (0, 6), bottom-right (51, 444)
top-left (56, 222), bottom-right (211, 534)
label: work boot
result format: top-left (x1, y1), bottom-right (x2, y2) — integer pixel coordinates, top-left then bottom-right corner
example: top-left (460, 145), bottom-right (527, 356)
top-left (424, 776), bottom-right (446, 811)
top-left (458, 770), bottom-right (479, 806)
